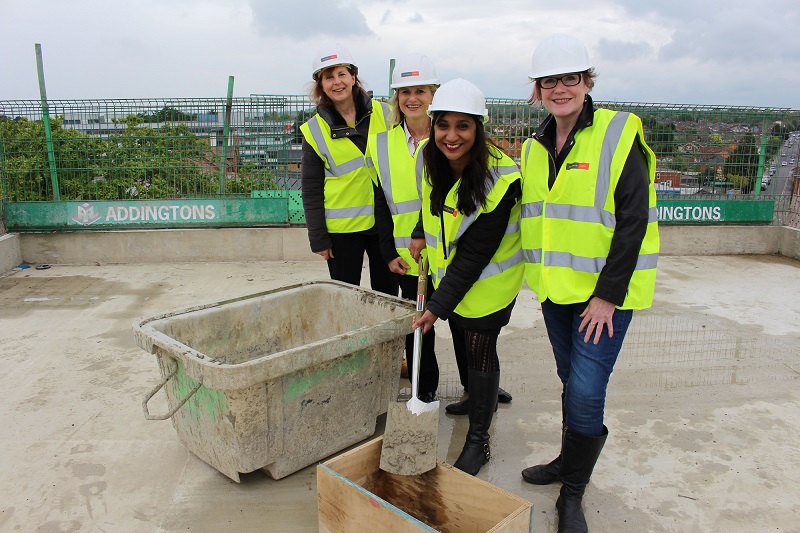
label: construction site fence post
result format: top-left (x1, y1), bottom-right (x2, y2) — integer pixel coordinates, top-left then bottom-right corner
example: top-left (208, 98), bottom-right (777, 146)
top-left (219, 76), bottom-right (235, 194)
top-left (35, 44), bottom-right (61, 202)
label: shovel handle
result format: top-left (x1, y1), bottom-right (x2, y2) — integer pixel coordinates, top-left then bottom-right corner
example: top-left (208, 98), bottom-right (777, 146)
top-left (414, 256), bottom-right (428, 321)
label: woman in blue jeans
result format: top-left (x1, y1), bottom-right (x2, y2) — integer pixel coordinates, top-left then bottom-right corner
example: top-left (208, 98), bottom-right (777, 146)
top-left (519, 34), bottom-right (659, 532)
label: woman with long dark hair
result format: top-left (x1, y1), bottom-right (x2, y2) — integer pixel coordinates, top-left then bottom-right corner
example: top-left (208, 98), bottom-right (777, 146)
top-left (411, 79), bottom-right (524, 476)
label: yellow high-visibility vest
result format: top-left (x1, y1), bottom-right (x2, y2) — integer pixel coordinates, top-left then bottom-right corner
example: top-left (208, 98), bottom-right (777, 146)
top-left (419, 145), bottom-right (524, 318)
top-left (301, 100), bottom-right (391, 233)
top-left (367, 126), bottom-right (424, 276)
top-left (520, 109), bottom-right (659, 310)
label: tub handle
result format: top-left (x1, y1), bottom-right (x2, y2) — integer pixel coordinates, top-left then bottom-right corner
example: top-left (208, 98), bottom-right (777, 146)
top-left (142, 368), bottom-right (204, 420)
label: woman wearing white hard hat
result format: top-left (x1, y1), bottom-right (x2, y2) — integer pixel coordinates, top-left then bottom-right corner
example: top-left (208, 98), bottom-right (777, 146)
top-left (368, 54), bottom-right (440, 402)
top-left (519, 34), bottom-right (659, 532)
top-left (300, 43), bottom-right (397, 295)
top-left (410, 78), bottom-right (524, 476)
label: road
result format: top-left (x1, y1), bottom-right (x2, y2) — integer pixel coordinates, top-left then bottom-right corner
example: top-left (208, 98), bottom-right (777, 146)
top-left (763, 133), bottom-right (798, 195)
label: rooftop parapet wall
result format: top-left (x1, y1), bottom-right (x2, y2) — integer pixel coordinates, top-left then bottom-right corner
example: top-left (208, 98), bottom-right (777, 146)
top-left (0, 226), bottom-right (796, 274)
top-left (0, 234), bottom-right (23, 274)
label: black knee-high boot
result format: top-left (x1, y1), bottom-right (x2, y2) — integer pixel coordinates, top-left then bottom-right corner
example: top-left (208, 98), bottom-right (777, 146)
top-left (453, 369), bottom-right (499, 476)
top-left (556, 426), bottom-right (608, 533)
top-left (521, 389), bottom-right (566, 485)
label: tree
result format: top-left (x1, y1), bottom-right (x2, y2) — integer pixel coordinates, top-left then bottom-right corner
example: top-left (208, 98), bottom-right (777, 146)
top-left (0, 116), bottom-right (105, 201)
top-left (642, 116), bottom-right (676, 157)
top-left (699, 166), bottom-right (718, 189)
top-left (0, 115), bottom-right (276, 201)
top-left (724, 134), bottom-right (760, 192)
top-left (137, 106), bottom-right (197, 123)
top-left (292, 109), bottom-right (315, 144)
top-left (728, 173), bottom-right (752, 193)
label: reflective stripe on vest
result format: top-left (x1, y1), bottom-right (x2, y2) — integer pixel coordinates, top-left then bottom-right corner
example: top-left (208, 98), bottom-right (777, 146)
top-left (520, 109), bottom-right (659, 309)
top-left (370, 126), bottom-right (425, 275)
top-left (375, 130), bottom-right (423, 217)
top-left (301, 100), bottom-right (390, 232)
top-left (305, 117), bottom-right (367, 178)
top-left (421, 147), bottom-right (524, 317)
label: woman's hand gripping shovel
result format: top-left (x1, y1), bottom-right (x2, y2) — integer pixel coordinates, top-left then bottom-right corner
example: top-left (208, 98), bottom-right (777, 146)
top-left (379, 256), bottom-right (439, 476)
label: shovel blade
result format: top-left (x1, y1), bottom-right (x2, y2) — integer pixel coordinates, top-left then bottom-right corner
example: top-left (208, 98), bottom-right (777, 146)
top-left (407, 397), bottom-right (439, 415)
top-left (380, 401), bottom-right (439, 476)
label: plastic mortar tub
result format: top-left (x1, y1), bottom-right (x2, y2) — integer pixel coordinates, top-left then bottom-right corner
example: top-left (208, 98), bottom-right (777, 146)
top-left (134, 280), bottom-right (413, 482)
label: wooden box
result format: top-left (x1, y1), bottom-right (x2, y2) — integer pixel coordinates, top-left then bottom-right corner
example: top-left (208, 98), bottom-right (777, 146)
top-left (317, 437), bottom-right (533, 532)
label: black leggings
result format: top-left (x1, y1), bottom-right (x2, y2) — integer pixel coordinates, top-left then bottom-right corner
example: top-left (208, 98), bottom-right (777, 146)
top-left (326, 231), bottom-right (398, 296)
top-left (449, 320), bottom-right (500, 374)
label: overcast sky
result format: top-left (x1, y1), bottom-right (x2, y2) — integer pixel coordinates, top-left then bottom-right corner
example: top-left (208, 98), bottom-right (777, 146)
top-left (2, 0), bottom-right (799, 108)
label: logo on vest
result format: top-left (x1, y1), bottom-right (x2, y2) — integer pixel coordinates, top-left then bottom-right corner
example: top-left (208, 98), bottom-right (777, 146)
top-left (566, 162), bottom-right (590, 171)
top-left (443, 205), bottom-right (459, 217)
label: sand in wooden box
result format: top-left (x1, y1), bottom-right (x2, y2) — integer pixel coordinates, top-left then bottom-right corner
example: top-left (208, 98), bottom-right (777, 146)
top-left (318, 437), bottom-right (533, 532)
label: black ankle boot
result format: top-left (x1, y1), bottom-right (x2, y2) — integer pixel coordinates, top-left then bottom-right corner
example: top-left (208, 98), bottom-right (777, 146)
top-left (556, 426), bottom-right (608, 533)
top-left (522, 390), bottom-right (566, 485)
top-left (522, 427), bottom-right (565, 485)
top-left (497, 387), bottom-right (512, 403)
top-left (445, 396), bottom-right (499, 416)
top-left (445, 397), bottom-right (470, 415)
top-left (453, 370), bottom-right (500, 476)
top-left (522, 453), bottom-right (562, 485)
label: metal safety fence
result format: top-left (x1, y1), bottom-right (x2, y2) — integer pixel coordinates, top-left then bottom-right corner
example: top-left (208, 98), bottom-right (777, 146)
top-left (1, 96), bottom-right (799, 224)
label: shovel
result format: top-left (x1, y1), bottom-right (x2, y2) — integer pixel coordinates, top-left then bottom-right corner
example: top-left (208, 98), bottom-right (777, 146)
top-left (380, 256), bottom-right (439, 476)
top-left (407, 257), bottom-right (438, 416)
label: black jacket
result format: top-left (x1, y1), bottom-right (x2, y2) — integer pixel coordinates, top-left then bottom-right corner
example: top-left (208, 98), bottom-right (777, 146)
top-left (300, 90), bottom-right (380, 253)
top-left (531, 95), bottom-right (650, 306)
top-left (412, 173), bottom-right (521, 322)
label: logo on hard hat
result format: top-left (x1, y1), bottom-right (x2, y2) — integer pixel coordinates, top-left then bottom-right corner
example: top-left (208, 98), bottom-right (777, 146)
top-left (321, 54), bottom-right (338, 62)
top-left (401, 71), bottom-right (420, 78)
top-left (566, 162), bottom-right (590, 171)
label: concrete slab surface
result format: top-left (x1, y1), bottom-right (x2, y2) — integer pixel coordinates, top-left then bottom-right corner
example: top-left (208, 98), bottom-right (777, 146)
top-left (1, 256), bottom-right (799, 532)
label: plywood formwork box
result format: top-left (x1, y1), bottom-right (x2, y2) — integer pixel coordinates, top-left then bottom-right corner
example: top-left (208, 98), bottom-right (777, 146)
top-left (318, 437), bottom-right (534, 532)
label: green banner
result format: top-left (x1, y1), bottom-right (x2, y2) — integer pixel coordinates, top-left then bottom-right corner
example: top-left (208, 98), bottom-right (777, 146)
top-left (656, 199), bottom-right (774, 224)
top-left (4, 197), bottom-right (775, 230)
top-left (5, 198), bottom-right (289, 231)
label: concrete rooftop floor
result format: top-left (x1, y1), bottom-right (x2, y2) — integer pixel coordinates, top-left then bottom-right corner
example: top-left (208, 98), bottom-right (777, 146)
top-left (1, 255), bottom-right (799, 532)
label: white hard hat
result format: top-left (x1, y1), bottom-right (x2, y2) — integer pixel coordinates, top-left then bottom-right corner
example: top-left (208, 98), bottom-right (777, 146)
top-left (529, 34), bottom-right (592, 79)
top-left (390, 54), bottom-right (440, 89)
top-left (427, 78), bottom-right (488, 121)
top-left (312, 43), bottom-right (356, 79)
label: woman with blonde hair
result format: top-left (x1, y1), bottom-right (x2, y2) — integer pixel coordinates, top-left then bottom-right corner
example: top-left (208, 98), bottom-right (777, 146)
top-left (370, 54), bottom-right (441, 401)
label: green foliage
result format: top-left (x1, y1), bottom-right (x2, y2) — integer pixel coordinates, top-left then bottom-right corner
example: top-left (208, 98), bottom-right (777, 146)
top-left (293, 108), bottom-right (315, 144)
top-left (727, 173), bottom-right (752, 193)
top-left (699, 166), bottom-right (718, 187)
top-left (136, 106), bottom-right (197, 123)
top-left (724, 134), bottom-right (760, 189)
top-left (0, 115), bottom-right (276, 201)
top-left (642, 116), bottom-right (676, 155)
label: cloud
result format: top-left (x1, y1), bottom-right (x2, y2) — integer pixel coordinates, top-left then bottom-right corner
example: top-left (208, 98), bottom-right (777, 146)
top-left (250, 0), bottom-right (373, 39)
top-left (408, 12), bottom-right (424, 23)
top-left (595, 38), bottom-right (653, 63)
